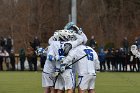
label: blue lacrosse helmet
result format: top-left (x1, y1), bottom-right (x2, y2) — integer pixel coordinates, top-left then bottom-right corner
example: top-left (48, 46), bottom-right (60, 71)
top-left (36, 47), bottom-right (45, 55)
top-left (64, 22), bottom-right (75, 30)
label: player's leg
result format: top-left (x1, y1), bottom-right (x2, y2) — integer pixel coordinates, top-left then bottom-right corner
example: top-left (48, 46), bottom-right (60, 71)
top-left (88, 89), bottom-right (95, 93)
top-left (55, 75), bottom-right (65, 93)
top-left (55, 89), bottom-right (65, 93)
top-left (78, 87), bottom-right (85, 93)
top-left (77, 75), bottom-right (88, 93)
top-left (57, 89), bottom-right (64, 93)
top-left (88, 75), bottom-right (96, 93)
top-left (63, 70), bottom-right (74, 93)
top-left (66, 89), bottom-right (73, 93)
top-left (42, 72), bottom-right (54, 93)
top-left (72, 64), bottom-right (76, 93)
top-left (50, 87), bottom-right (57, 93)
top-left (44, 87), bottom-right (51, 93)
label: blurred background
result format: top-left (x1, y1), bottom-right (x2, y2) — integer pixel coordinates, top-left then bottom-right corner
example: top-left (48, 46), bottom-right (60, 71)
top-left (0, 1), bottom-right (140, 93)
top-left (0, 0), bottom-right (140, 52)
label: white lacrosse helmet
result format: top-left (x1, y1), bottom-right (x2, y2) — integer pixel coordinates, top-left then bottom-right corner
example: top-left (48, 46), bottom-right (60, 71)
top-left (36, 47), bottom-right (45, 56)
top-left (58, 29), bottom-right (74, 41)
top-left (53, 31), bottom-right (59, 40)
top-left (131, 45), bottom-right (137, 51)
top-left (131, 45), bottom-right (138, 55)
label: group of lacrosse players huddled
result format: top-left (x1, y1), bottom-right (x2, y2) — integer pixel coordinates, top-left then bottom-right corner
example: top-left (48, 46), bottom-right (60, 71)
top-left (41, 22), bottom-right (100, 93)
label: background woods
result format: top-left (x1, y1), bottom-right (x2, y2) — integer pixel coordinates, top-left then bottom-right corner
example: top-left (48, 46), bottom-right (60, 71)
top-left (0, 0), bottom-right (140, 52)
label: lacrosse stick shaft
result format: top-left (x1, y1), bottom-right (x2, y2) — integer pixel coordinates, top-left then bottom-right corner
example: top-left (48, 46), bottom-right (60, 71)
top-left (53, 54), bottom-right (87, 87)
top-left (66, 54), bottom-right (87, 67)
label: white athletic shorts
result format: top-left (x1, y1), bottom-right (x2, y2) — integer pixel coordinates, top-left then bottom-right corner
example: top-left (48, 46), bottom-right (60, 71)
top-left (42, 72), bottom-right (55, 87)
top-left (55, 69), bottom-right (74, 90)
top-left (78, 74), bottom-right (96, 90)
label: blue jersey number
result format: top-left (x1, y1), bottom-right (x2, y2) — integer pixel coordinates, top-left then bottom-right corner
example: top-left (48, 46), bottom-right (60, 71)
top-left (58, 49), bottom-right (64, 56)
top-left (84, 49), bottom-right (94, 61)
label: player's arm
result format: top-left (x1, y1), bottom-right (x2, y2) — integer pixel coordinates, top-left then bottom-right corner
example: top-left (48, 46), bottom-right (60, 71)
top-left (63, 49), bottom-right (77, 65)
top-left (48, 36), bottom-right (55, 45)
top-left (72, 25), bottom-right (88, 44)
top-left (70, 33), bottom-right (84, 48)
top-left (48, 31), bottom-right (59, 45)
top-left (47, 44), bottom-right (55, 62)
top-left (48, 36), bottom-right (53, 45)
top-left (76, 28), bottom-right (88, 44)
top-left (80, 31), bottom-right (88, 44)
top-left (135, 51), bottom-right (140, 59)
top-left (130, 55), bottom-right (133, 62)
top-left (95, 59), bottom-right (100, 70)
top-left (59, 49), bottom-right (76, 72)
top-left (93, 51), bottom-right (100, 70)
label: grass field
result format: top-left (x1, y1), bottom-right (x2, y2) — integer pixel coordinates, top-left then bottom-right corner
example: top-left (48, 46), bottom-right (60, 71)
top-left (0, 71), bottom-right (140, 93)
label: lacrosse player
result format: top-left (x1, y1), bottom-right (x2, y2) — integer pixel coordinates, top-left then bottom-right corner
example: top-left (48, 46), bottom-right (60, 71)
top-left (51, 30), bottom-right (83, 93)
top-left (48, 29), bottom-right (88, 93)
top-left (42, 45), bottom-right (57, 93)
top-left (130, 45), bottom-right (140, 58)
top-left (62, 45), bottom-right (100, 93)
top-left (64, 22), bottom-right (88, 93)
top-left (44, 21), bottom-right (88, 92)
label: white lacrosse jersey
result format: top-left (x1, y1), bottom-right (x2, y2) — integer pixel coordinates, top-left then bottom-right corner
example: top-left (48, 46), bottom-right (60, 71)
top-left (43, 46), bottom-right (55, 73)
top-left (63, 45), bottom-right (100, 76)
top-left (48, 33), bottom-right (84, 68)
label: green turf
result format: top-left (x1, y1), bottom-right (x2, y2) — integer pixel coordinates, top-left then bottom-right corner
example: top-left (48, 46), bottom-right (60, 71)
top-left (96, 72), bottom-right (140, 93)
top-left (0, 71), bottom-right (43, 93)
top-left (0, 71), bottom-right (140, 93)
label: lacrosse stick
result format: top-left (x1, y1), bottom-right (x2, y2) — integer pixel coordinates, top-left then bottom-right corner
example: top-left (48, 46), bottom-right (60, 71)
top-left (53, 54), bottom-right (87, 87)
